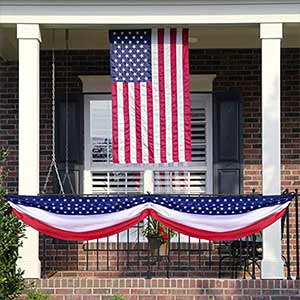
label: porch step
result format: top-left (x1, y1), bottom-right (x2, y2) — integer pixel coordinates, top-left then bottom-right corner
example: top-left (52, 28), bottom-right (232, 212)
top-left (26, 277), bottom-right (300, 300)
top-left (45, 270), bottom-right (235, 279)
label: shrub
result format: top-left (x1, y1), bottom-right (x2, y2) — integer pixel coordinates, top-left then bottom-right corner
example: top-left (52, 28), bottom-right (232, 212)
top-left (26, 289), bottom-right (49, 300)
top-left (0, 149), bottom-right (26, 299)
top-left (113, 294), bottom-right (125, 300)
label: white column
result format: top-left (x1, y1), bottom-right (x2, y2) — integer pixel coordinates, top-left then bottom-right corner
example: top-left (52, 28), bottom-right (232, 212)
top-left (260, 23), bottom-right (283, 279)
top-left (17, 24), bottom-right (41, 278)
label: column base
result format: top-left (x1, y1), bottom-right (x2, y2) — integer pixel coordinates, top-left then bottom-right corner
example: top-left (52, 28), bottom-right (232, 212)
top-left (17, 259), bottom-right (41, 279)
top-left (261, 258), bottom-right (284, 279)
top-left (18, 227), bottom-right (41, 278)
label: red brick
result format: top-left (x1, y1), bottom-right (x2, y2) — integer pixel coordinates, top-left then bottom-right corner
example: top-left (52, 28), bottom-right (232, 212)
top-left (206, 288), bottom-right (223, 295)
top-left (150, 288), bottom-right (168, 295)
top-left (172, 289), bottom-right (186, 295)
top-left (126, 297), bottom-right (138, 300)
top-left (82, 296), bottom-right (100, 300)
top-left (130, 289), bottom-right (149, 295)
top-left (262, 289), bottom-right (280, 295)
top-left (74, 289), bottom-right (92, 294)
top-left (111, 289), bottom-right (129, 295)
top-left (55, 289), bottom-right (73, 294)
top-left (186, 289), bottom-right (205, 295)
top-left (64, 296), bottom-right (82, 300)
top-left (224, 289), bottom-right (243, 295)
top-left (93, 289), bottom-right (111, 294)
top-left (138, 296), bottom-right (156, 300)
top-left (214, 297), bottom-right (232, 300)
top-left (243, 289), bottom-right (261, 295)
top-left (49, 296), bottom-right (64, 300)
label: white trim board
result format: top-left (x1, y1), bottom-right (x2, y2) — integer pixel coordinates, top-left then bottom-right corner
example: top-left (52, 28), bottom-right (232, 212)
top-left (79, 74), bottom-right (216, 94)
top-left (1, 3), bottom-right (300, 24)
top-left (3, 1), bottom-right (300, 5)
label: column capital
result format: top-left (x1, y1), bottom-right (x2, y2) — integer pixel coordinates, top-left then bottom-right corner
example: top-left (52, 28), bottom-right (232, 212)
top-left (17, 24), bottom-right (41, 42)
top-left (260, 23), bottom-right (283, 39)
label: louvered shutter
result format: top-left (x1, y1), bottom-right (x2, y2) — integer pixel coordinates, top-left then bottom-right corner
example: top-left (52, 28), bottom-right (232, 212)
top-left (54, 94), bottom-right (83, 193)
top-left (91, 171), bottom-right (143, 195)
top-left (191, 100), bottom-right (207, 163)
top-left (213, 91), bottom-right (243, 194)
top-left (153, 93), bottom-right (212, 194)
top-left (56, 94), bottom-right (83, 164)
top-left (154, 171), bottom-right (206, 194)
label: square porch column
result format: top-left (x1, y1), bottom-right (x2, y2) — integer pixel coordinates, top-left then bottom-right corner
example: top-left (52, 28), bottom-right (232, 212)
top-left (17, 24), bottom-right (41, 278)
top-left (260, 23), bottom-right (284, 279)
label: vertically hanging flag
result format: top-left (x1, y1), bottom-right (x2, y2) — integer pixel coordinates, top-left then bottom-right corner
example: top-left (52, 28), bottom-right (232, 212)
top-left (109, 29), bottom-right (191, 164)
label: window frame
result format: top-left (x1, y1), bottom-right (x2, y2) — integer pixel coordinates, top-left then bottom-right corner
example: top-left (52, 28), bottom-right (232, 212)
top-left (84, 92), bottom-right (213, 194)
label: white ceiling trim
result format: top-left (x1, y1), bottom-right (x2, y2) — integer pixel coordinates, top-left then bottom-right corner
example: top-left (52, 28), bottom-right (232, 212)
top-left (1, 3), bottom-right (300, 24)
top-left (2, 0), bottom-right (300, 5)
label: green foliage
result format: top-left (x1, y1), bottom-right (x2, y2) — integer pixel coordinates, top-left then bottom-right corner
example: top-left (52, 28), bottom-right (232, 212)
top-left (142, 217), bottom-right (176, 245)
top-left (26, 289), bottom-right (49, 300)
top-left (113, 294), bottom-right (125, 300)
top-left (0, 149), bottom-right (26, 300)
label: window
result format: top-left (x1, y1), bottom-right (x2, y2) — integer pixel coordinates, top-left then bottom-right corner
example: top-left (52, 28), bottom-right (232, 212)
top-left (84, 93), bottom-right (212, 195)
top-left (90, 100), bottom-right (112, 163)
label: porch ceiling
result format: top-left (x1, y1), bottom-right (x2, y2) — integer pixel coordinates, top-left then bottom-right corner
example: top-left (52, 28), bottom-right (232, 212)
top-left (0, 23), bottom-right (299, 61)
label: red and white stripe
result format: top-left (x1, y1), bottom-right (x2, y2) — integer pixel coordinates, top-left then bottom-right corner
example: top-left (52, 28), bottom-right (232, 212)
top-left (112, 28), bottom-right (191, 164)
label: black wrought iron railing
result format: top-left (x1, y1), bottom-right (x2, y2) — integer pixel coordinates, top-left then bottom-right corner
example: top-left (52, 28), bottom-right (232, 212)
top-left (282, 189), bottom-right (299, 280)
top-left (39, 190), bottom-right (299, 279)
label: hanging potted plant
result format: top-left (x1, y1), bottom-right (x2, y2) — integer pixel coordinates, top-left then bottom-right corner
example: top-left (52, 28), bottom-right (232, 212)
top-left (142, 218), bottom-right (176, 257)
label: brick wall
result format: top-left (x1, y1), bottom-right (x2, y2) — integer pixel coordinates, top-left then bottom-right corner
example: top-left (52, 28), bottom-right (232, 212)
top-left (1, 48), bottom-right (299, 193)
top-left (24, 278), bottom-right (300, 300)
top-left (0, 59), bottom-right (18, 191)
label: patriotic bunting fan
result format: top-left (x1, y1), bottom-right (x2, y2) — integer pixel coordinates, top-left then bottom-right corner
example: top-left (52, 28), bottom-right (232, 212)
top-left (6, 194), bottom-right (292, 241)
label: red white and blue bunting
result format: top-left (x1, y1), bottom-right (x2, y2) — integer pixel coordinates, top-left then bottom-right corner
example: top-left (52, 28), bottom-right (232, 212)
top-left (6, 194), bottom-right (292, 241)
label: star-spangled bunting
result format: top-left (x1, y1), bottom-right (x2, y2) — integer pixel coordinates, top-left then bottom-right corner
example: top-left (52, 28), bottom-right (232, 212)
top-left (6, 194), bottom-right (292, 241)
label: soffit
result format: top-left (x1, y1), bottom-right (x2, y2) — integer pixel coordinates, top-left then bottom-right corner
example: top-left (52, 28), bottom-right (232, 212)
top-left (0, 24), bottom-right (299, 60)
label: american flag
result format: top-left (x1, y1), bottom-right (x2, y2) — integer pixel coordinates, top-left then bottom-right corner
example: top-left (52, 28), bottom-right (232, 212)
top-left (109, 29), bottom-right (191, 164)
top-left (7, 194), bottom-right (292, 241)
